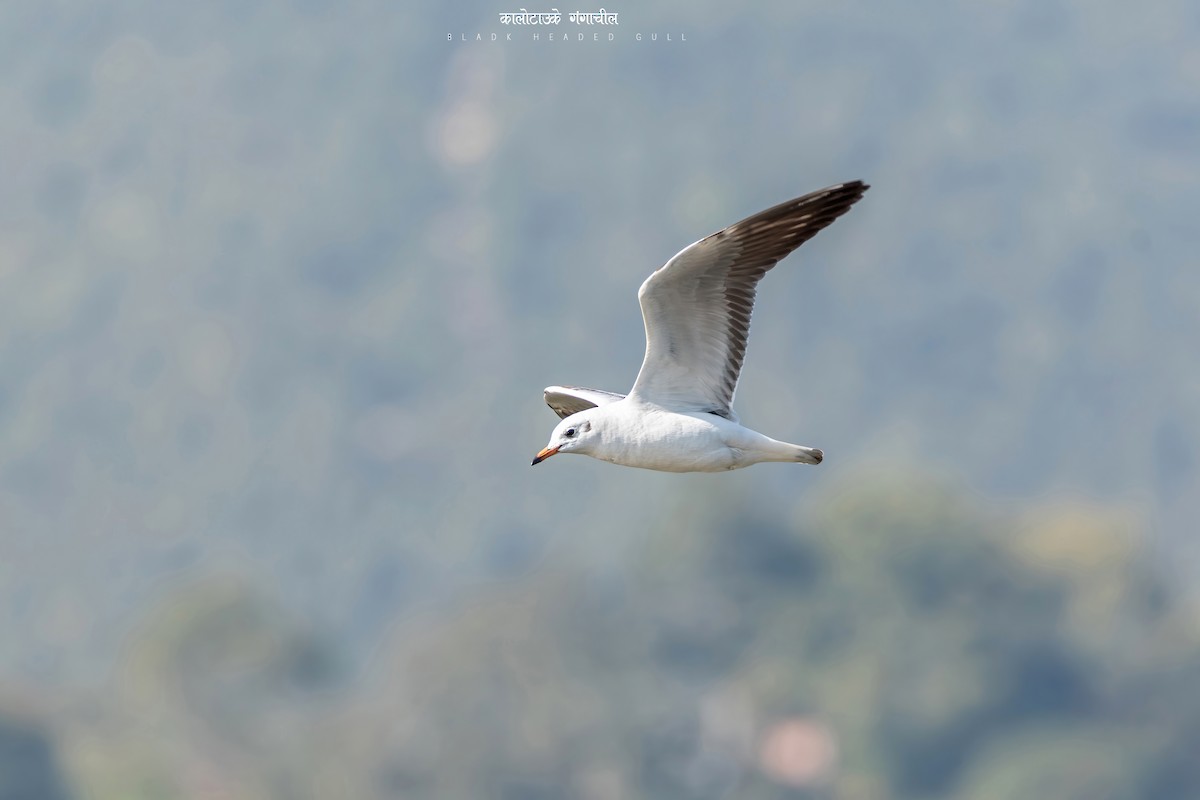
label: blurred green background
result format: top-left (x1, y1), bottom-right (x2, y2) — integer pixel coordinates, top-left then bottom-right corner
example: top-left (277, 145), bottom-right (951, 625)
top-left (2, 0), bottom-right (1199, 797)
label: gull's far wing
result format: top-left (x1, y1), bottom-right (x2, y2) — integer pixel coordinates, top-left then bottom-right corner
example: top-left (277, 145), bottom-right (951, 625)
top-left (543, 385), bottom-right (626, 419)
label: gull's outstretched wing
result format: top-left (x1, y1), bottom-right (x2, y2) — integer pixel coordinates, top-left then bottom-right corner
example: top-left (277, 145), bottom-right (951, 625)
top-left (544, 385), bottom-right (626, 419)
top-left (628, 181), bottom-right (868, 419)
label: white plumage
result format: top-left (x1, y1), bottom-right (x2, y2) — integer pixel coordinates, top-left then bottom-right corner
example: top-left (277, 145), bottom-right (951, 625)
top-left (533, 181), bottom-right (869, 472)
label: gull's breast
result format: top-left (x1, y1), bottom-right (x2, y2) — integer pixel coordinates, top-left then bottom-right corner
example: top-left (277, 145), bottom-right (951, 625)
top-left (598, 408), bottom-right (737, 473)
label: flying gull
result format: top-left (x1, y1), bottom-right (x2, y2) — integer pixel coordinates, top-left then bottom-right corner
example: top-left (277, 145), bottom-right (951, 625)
top-left (532, 180), bottom-right (869, 472)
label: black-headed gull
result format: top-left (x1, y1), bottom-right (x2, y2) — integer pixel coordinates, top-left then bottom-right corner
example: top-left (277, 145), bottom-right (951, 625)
top-left (532, 181), bottom-right (869, 472)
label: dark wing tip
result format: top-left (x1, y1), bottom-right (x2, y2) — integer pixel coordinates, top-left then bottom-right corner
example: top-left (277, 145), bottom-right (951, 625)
top-left (720, 179), bottom-right (870, 269)
top-left (807, 180), bottom-right (869, 215)
top-left (735, 179), bottom-right (868, 230)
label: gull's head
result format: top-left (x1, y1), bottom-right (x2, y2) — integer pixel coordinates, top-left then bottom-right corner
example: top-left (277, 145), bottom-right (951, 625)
top-left (531, 413), bottom-right (595, 465)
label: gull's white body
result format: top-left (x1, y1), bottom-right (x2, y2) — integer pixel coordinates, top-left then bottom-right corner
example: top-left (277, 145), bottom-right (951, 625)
top-left (533, 181), bottom-right (868, 473)
top-left (557, 400), bottom-right (819, 473)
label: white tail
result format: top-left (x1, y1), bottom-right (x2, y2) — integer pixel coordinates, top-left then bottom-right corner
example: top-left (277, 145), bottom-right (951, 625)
top-left (794, 445), bottom-right (823, 464)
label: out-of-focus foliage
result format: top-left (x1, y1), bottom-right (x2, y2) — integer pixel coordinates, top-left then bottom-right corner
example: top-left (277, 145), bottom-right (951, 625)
top-left (42, 476), bottom-right (1200, 798)
top-left (1, 0), bottom-right (1198, 796)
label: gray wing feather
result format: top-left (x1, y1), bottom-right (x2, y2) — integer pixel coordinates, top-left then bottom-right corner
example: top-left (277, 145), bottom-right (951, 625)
top-left (544, 385), bottom-right (626, 419)
top-left (628, 181), bottom-right (869, 417)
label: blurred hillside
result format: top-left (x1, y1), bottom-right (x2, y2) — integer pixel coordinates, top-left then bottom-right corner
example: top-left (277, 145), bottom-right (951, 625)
top-left (12, 476), bottom-right (1200, 798)
top-left (1, 0), bottom-right (1199, 796)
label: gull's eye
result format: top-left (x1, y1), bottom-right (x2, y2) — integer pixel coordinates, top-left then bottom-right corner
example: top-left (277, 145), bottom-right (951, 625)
top-left (565, 427), bottom-right (577, 438)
